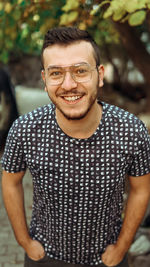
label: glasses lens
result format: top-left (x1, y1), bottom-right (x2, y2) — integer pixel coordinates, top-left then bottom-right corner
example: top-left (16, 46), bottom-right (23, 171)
top-left (72, 64), bottom-right (91, 83)
top-left (46, 64), bottom-right (94, 85)
top-left (47, 67), bottom-right (64, 85)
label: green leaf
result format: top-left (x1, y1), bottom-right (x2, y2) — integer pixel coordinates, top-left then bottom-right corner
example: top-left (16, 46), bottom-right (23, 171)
top-left (0, 2), bottom-right (4, 11)
top-left (0, 51), bottom-right (9, 64)
top-left (113, 9), bottom-right (126, 21)
top-left (103, 0), bottom-right (125, 19)
top-left (121, 14), bottom-right (130, 23)
top-left (21, 27), bottom-right (29, 39)
top-left (60, 13), bottom-right (69, 25)
top-left (146, 0), bottom-right (150, 8)
top-left (103, 7), bottom-right (113, 19)
top-left (5, 40), bottom-right (14, 49)
top-left (13, 9), bottom-right (21, 20)
top-left (128, 10), bottom-right (146, 26)
top-left (90, 6), bottom-right (100, 16)
top-left (90, 1), bottom-right (111, 16)
top-left (62, 0), bottom-right (79, 12)
top-left (17, 0), bottom-right (26, 7)
top-left (125, 0), bottom-right (146, 13)
top-left (0, 29), bottom-right (3, 38)
top-left (111, 0), bottom-right (126, 12)
top-left (0, 9), bottom-right (5, 16)
top-left (60, 11), bottom-right (78, 25)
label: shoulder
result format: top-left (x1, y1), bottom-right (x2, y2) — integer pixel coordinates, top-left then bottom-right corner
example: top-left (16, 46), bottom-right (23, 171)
top-left (13, 104), bottom-right (54, 127)
top-left (103, 101), bottom-right (145, 127)
top-left (102, 102), bottom-right (149, 141)
top-left (9, 104), bottom-right (55, 136)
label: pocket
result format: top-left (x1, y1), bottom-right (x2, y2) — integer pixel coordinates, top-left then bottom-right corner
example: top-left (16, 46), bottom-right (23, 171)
top-left (101, 254), bottom-right (128, 267)
top-left (26, 253), bottom-right (49, 264)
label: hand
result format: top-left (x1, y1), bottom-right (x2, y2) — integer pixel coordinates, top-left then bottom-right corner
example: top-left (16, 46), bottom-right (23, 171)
top-left (25, 239), bottom-right (45, 261)
top-left (101, 244), bottom-right (125, 267)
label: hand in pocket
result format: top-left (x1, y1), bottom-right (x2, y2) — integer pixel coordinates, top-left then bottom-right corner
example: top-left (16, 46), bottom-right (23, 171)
top-left (25, 239), bottom-right (45, 261)
top-left (101, 244), bottom-right (125, 267)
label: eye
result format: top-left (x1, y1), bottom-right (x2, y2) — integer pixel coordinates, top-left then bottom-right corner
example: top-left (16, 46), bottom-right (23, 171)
top-left (48, 69), bottom-right (63, 77)
top-left (75, 66), bottom-right (89, 76)
top-left (50, 71), bottom-right (61, 76)
top-left (77, 68), bottom-right (87, 73)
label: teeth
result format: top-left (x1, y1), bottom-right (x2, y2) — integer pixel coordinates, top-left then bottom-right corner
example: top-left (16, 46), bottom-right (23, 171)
top-left (63, 96), bottom-right (81, 101)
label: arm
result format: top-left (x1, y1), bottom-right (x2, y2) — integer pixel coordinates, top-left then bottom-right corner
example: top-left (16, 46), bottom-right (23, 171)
top-left (102, 173), bottom-right (150, 267)
top-left (2, 170), bottom-right (45, 260)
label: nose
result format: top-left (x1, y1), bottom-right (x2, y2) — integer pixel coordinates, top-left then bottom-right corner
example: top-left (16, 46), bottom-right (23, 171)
top-left (61, 71), bottom-right (77, 90)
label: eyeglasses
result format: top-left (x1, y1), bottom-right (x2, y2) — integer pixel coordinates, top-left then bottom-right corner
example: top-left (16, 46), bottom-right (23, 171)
top-left (44, 63), bottom-right (97, 85)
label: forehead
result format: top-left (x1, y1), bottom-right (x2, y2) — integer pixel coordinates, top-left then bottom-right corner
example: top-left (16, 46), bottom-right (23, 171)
top-left (42, 41), bottom-right (96, 68)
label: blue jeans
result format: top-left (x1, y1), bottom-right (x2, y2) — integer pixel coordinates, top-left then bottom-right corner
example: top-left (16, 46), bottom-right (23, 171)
top-left (24, 254), bottom-right (129, 267)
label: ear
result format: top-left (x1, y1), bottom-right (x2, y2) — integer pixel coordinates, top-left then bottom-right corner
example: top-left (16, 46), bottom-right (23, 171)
top-left (98, 65), bottom-right (105, 87)
top-left (41, 69), bottom-right (46, 83)
top-left (41, 70), bottom-right (47, 92)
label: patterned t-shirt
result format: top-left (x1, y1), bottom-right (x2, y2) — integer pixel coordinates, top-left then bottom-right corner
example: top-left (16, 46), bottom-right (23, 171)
top-left (1, 101), bottom-right (150, 265)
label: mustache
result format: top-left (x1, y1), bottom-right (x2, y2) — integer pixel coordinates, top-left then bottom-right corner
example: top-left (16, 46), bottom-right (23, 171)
top-left (56, 89), bottom-right (85, 96)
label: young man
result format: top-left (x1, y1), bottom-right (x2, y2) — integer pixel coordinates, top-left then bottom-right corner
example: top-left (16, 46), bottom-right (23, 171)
top-left (1, 27), bottom-right (150, 267)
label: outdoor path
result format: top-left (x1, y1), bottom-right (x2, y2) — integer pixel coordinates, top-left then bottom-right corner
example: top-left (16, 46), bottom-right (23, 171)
top-left (0, 164), bottom-right (33, 267)
top-left (0, 86), bottom-right (150, 266)
top-left (0, 86), bottom-right (49, 266)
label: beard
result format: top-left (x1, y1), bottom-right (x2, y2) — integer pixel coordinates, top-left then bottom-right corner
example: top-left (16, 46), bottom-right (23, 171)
top-left (46, 81), bottom-right (99, 121)
top-left (57, 95), bottom-right (98, 121)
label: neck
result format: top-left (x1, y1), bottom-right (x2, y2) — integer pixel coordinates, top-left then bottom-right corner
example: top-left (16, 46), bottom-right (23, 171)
top-left (56, 101), bottom-right (102, 139)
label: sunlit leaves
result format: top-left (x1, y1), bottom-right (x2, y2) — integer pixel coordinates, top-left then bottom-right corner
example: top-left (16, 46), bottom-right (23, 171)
top-left (60, 11), bottom-right (78, 25)
top-left (60, 0), bottom-right (80, 25)
top-left (125, 0), bottom-right (146, 13)
top-left (0, 51), bottom-right (9, 64)
top-left (103, 0), bottom-right (149, 25)
top-left (112, 9), bottom-right (126, 22)
top-left (0, 0), bottom-right (150, 64)
top-left (129, 10), bottom-right (146, 26)
top-left (90, 1), bottom-right (110, 16)
top-left (62, 0), bottom-right (80, 12)
top-left (146, 0), bottom-right (150, 9)
top-left (0, 0), bottom-right (65, 63)
top-left (4, 2), bottom-right (12, 13)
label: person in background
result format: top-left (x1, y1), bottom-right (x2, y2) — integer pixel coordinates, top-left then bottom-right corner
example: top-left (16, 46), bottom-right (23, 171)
top-left (1, 27), bottom-right (150, 267)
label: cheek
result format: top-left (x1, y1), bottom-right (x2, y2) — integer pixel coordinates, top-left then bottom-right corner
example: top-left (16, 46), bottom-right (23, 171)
top-left (45, 83), bottom-right (59, 96)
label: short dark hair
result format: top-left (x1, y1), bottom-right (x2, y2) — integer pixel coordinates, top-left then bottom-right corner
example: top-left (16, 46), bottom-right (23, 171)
top-left (41, 27), bottom-right (100, 68)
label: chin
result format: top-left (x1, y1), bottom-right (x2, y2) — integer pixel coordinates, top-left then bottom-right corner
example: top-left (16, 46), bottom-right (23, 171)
top-left (65, 115), bottom-right (86, 121)
top-left (61, 109), bottom-right (90, 121)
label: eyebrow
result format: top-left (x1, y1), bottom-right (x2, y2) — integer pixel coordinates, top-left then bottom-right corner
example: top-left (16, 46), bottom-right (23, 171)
top-left (47, 62), bottom-right (89, 70)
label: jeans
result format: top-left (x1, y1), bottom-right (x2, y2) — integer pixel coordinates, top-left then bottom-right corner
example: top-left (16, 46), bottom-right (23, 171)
top-left (24, 254), bottom-right (129, 267)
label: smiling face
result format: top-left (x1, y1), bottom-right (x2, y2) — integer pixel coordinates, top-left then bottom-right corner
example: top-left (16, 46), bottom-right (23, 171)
top-left (41, 41), bottom-right (104, 121)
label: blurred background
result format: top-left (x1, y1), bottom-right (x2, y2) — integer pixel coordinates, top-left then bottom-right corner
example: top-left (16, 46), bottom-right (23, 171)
top-left (0, 0), bottom-right (150, 266)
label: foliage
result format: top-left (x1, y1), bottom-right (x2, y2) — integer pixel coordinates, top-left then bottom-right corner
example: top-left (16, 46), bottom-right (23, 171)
top-left (59, 0), bottom-right (120, 56)
top-left (91, 0), bottom-right (150, 26)
top-left (0, 0), bottom-right (150, 64)
top-left (0, 0), bottom-right (65, 63)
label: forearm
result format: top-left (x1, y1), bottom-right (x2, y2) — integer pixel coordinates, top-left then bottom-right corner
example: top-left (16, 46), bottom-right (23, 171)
top-left (102, 182), bottom-right (149, 266)
top-left (116, 186), bottom-right (150, 253)
top-left (2, 177), bottom-right (31, 249)
top-left (2, 171), bottom-right (45, 260)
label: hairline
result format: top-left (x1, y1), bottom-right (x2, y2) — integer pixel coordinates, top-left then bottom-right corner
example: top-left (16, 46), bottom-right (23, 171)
top-left (41, 40), bottom-right (98, 70)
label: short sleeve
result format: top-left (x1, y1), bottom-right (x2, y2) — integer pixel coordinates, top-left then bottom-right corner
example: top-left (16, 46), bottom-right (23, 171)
top-left (1, 120), bottom-right (27, 173)
top-left (128, 123), bottom-right (150, 177)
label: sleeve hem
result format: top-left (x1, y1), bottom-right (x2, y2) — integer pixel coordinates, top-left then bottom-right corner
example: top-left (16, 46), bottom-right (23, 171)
top-left (1, 166), bottom-right (27, 173)
top-left (128, 170), bottom-right (150, 177)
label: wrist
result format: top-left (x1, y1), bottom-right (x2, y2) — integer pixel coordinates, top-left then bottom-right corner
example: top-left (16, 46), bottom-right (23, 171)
top-left (17, 234), bottom-right (32, 249)
top-left (115, 238), bottom-right (130, 254)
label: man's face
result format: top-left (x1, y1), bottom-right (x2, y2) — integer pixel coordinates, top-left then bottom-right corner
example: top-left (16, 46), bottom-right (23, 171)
top-left (41, 41), bottom-right (104, 120)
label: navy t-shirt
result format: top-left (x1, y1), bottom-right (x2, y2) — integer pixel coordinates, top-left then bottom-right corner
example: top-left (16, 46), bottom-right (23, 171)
top-left (2, 102), bottom-right (150, 265)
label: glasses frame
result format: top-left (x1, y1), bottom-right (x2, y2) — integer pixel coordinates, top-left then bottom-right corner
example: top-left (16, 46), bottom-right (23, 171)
top-left (44, 63), bottom-right (98, 85)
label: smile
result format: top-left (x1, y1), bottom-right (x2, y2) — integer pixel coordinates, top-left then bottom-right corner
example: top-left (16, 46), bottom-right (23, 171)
top-left (63, 95), bottom-right (82, 101)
